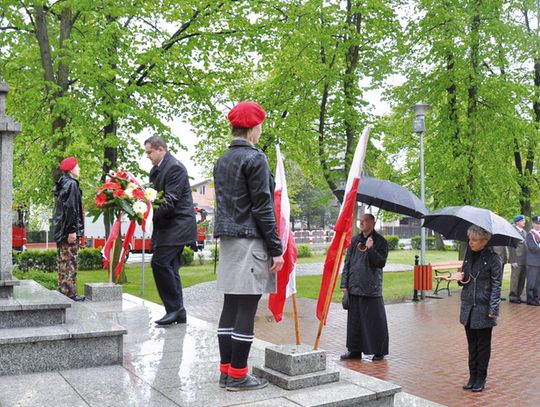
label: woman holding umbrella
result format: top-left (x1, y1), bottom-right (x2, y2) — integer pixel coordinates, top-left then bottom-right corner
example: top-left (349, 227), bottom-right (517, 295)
top-left (450, 225), bottom-right (502, 392)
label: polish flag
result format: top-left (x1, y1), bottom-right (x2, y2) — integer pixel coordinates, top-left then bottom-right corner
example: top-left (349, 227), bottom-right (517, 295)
top-left (316, 127), bottom-right (371, 322)
top-left (268, 145), bottom-right (298, 322)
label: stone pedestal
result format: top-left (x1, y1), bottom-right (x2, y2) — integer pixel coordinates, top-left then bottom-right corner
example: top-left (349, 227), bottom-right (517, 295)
top-left (0, 82), bottom-right (21, 299)
top-left (253, 344), bottom-right (340, 390)
top-left (85, 282), bottom-right (123, 302)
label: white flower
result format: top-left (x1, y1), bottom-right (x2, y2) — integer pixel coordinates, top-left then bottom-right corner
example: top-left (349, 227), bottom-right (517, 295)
top-left (145, 187), bottom-right (157, 202)
top-left (133, 201), bottom-right (147, 217)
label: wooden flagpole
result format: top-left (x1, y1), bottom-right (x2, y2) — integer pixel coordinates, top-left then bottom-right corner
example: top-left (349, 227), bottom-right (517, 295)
top-left (108, 238), bottom-right (116, 284)
top-left (291, 293), bottom-right (301, 345)
top-left (313, 232), bottom-right (346, 350)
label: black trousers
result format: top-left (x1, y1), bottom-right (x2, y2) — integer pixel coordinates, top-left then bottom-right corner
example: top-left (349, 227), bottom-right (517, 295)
top-left (151, 245), bottom-right (185, 313)
top-left (464, 324), bottom-right (493, 381)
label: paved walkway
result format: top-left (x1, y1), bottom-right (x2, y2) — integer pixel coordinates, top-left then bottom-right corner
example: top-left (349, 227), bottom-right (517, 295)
top-left (185, 280), bottom-right (540, 407)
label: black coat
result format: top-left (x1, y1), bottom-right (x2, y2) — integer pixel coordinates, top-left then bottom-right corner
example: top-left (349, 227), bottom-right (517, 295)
top-left (340, 230), bottom-right (388, 297)
top-left (525, 231), bottom-right (540, 267)
top-left (52, 175), bottom-right (84, 243)
top-left (459, 247), bottom-right (502, 329)
top-left (213, 139), bottom-right (282, 257)
top-left (149, 152), bottom-right (197, 248)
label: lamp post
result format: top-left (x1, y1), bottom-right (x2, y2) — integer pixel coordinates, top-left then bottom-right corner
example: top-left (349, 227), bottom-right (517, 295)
top-left (410, 103), bottom-right (431, 300)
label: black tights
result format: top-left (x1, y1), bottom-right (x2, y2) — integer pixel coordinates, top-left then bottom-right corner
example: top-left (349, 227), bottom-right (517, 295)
top-left (217, 294), bottom-right (261, 369)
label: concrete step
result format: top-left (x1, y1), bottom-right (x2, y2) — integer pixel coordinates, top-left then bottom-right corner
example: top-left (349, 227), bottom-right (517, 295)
top-left (0, 282), bottom-right (126, 375)
top-left (0, 280), bottom-right (71, 328)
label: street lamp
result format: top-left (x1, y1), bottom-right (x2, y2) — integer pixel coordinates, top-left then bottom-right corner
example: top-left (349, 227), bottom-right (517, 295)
top-left (410, 103), bottom-right (431, 300)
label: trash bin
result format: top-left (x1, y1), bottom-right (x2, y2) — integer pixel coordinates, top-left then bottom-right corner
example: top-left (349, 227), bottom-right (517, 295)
top-left (414, 264), bottom-right (432, 291)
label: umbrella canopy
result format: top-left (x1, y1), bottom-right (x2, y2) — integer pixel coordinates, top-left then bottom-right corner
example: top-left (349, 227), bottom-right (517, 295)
top-left (422, 205), bottom-right (524, 247)
top-left (335, 176), bottom-right (428, 219)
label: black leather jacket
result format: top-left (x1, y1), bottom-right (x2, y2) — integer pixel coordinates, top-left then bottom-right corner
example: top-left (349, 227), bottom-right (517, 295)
top-left (52, 175), bottom-right (84, 243)
top-left (459, 247), bottom-right (502, 329)
top-left (340, 230), bottom-right (388, 297)
top-left (213, 139), bottom-right (282, 257)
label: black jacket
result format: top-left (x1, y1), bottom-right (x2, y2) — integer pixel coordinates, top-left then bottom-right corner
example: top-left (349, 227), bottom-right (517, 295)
top-left (53, 175), bottom-right (84, 243)
top-left (340, 230), bottom-right (388, 297)
top-left (149, 152), bottom-right (197, 248)
top-left (213, 139), bottom-right (282, 257)
top-left (459, 247), bottom-right (502, 329)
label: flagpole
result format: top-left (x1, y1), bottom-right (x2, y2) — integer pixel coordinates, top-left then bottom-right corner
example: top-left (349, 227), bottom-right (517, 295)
top-left (314, 232), bottom-right (346, 350)
top-left (108, 238), bottom-right (116, 284)
top-left (291, 293), bottom-right (301, 345)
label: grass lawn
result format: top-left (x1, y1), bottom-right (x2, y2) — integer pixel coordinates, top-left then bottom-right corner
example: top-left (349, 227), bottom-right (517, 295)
top-left (17, 249), bottom-right (510, 306)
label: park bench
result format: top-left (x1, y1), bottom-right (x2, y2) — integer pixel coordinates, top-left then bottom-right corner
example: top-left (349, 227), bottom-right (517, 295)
top-left (431, 260), bottom-right (463, 296)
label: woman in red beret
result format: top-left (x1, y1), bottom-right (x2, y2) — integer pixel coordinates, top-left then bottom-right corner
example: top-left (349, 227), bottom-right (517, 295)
top-left (213, 102), bottom-right (284, 391)
top-left (52, 157), bottom-right (85, 301)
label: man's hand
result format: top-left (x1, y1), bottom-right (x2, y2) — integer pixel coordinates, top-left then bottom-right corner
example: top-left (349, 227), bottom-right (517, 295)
top-left (366, 237), bottom-right (374, 249)
top-left (67, 232), bottom-right (77, 244)
top-left (270, 255), bottom-right (284, 273)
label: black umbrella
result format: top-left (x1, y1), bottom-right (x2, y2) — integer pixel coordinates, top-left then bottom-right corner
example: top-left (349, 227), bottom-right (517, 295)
top-left (335, 176), bottom-right (428, 218)
top-left (422, 205), bottom-right (524, 247)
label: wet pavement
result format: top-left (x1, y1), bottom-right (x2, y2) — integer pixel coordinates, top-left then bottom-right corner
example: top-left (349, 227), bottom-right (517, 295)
top-left (186, 280), bottom-right (540, 407)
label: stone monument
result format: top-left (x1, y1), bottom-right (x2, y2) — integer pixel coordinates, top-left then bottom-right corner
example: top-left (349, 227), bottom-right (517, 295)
top-left (0, 82), bottom-right (21, 299)
top-left (0, 81), bottom-right (126, 376)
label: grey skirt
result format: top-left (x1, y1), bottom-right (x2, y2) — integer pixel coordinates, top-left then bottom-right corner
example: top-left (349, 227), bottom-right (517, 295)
top-left (216, 236), bottom-right (276, 295)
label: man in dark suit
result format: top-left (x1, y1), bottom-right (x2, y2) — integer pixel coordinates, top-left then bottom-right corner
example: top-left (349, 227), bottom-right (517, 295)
top-left (144, 136), bottom-right (197, 325)
top-left (508, 214), bottom-right (527, 303)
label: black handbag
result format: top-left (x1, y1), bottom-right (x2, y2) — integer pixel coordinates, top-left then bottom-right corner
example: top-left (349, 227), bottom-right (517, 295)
top-left (342, 292), bottom-right (349, 310)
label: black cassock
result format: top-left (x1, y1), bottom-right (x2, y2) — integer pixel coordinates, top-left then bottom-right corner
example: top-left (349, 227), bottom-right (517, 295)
top-left (346, 295), bottom-right (389, 355)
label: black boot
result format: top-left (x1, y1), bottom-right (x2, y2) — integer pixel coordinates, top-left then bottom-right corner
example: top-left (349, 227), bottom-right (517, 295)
top-left (472, 379), bottom-right (486, 392)
top-left (463, 377), bottom-right (476, 390)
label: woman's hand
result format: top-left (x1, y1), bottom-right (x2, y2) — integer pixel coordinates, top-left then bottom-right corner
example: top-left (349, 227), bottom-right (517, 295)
top-left (447, 272), bottom-right (464, 281)
top-left (270, 255), bottom-right (284, 273)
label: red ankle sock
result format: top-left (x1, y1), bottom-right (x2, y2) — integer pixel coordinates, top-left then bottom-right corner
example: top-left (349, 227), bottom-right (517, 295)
top-left (228, 366), bottom-right (249, 379)
top-left (219, 363), bottom-right (230, 374)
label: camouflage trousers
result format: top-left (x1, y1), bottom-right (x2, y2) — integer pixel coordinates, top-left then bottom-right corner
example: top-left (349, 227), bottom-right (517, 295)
top-left (57, 239), bottom-right (79, 298)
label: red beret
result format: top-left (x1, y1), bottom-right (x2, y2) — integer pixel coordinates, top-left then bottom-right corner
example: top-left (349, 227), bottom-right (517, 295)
top-left (59, 157), bottom-right (78, 172)
top-left (227, 101), bottom-right (266, 128)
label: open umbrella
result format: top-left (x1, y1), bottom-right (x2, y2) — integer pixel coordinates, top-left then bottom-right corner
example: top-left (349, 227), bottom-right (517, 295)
top-left (334, 176), bottom-right (428, 218)
top-left (422, 205), bottom-right (524, 247)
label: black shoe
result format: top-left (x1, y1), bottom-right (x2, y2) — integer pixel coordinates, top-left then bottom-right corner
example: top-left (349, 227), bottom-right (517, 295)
top-left (156, 308), bottom-right (187, 325)
top-left (372, 354), bottom-right (385, 361)
top-left (70, 295), bottom-right (86, 302)
top-left (509, 299), bottom-right (521, 304)
top-left (219, 373), bottom-right (228, 388)
top-left (463, 377), bottom-right (476, 390)
top-left (500, 297), bottom-right (506, 301)
top-left (226, 374), bottom-right (268, 392)
top-left (472, 379), bottom-right (486, 392)
top-left (526, 301), bottom-right (540, 306)
top-left (340, 351), bottom-right (362, 360)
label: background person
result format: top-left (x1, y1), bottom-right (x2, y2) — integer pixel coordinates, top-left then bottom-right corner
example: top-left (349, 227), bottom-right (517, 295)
top-left (454, 225), bottom-right (502, 393)
top-left (213, 101), bottom-right (284, 391)
top-left (525, 215), bottom-right (540, 306)
top-left (53, 157), bottom-right (85, 301)
top-left (508, 214), bottom-right (528, 304)
top-left (145, 135), bottom-right (197, 325)
top-left (340, 213), bottom-right (389, 361)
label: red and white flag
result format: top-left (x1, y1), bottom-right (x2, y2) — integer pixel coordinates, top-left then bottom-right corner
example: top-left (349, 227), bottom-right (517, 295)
top-left (268, 145), bottom-right (298, 322)
top-left (316, 126), bottom-right (371, 322)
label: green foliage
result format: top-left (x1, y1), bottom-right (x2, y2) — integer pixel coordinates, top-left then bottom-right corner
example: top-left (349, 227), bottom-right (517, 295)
top-left (297, 244), bottom-right (313, 258)
top-left (411, 236), bottom-right (436, 250)
top-left (78, 249), bottom-right (104, 271)
top-left (210, 244), bottom-right (219, 263)
top-left (385, 235), bottom-right (400, 250)
top-left (182, 246), bottom-right (194, 266)
top-left (13, 269), bottom-right (58, 291)
top-left (14, 250), bottom-right (57, 273)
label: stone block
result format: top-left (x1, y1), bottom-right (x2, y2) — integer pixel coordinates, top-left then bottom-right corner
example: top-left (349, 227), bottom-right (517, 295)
top-left (264, 344), bottom-right (326, 376)
top-left (0, 308), bottom-right (66, 328)
top-left (284, 382), bottom-right (378, 407)
top-left (85, 282), bottom-right (123, 301)
top-left (253, 365), bottom-right (339, 390)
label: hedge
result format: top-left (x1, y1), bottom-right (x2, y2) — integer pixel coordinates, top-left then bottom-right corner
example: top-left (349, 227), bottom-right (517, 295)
top-left (297, 244), bottom-right (312, 258)
top-left (411, 235), bottom-right (436, 250)
top-left (12, 268), bottom-right (57, 290)
top-left (385, 235), bottom-right (400, 250)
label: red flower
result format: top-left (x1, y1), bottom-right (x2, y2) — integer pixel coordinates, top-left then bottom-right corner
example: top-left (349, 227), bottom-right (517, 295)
top-left (113, 189), bottom-right (126, 198)
top-left (132, 188), bottom-right (145, 200)
top-left (94, 193), bottom-right (107, 207)
top-left (96, 181), bottom-right (121, 191)
top-left (116, 170), bottom-right (128, 179)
